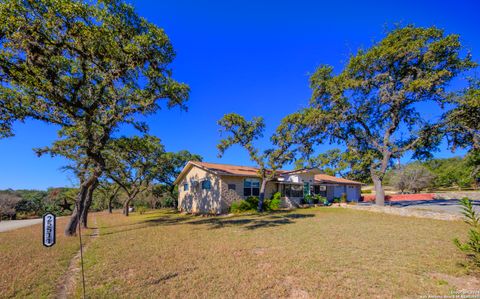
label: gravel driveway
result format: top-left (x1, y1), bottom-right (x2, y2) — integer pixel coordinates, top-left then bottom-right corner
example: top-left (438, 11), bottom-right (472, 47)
top-left (388, 199), bottom-right (480, 216)
top-left (355, 199), bottom-right (480, 221)
top-left (0, 218), bottom-right (43, 233)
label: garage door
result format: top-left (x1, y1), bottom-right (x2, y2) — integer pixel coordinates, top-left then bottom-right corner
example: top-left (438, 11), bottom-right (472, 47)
top-left (346, 185), bottom-right (358, 201)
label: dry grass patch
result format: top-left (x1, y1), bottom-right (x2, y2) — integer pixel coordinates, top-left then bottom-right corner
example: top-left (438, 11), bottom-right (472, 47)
top-left (79, 208), bottom-right (479, 298)
top-left (0, 217), bottom-right (94, 298)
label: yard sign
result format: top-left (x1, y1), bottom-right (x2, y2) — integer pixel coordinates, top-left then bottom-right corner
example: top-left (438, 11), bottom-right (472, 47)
top-left (42, 213), bottom-right (56, 247)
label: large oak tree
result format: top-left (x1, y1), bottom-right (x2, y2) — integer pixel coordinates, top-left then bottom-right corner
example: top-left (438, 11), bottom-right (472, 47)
top-left (277, 26), bottom-right (474, 205)
top-left (0, 0), bottom-right (188, 234)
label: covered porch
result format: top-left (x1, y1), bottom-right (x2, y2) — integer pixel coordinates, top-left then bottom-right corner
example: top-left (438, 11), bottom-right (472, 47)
top-left (275, 181), bottom-right (360, 208)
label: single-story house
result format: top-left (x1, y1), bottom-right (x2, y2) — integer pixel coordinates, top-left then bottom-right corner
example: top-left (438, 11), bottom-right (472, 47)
top-left (173, 161), bottom-right (363, 214)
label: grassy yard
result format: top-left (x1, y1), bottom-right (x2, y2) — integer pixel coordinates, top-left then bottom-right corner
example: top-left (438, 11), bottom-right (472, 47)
top-left (83, 208), bottom-right (477, 298)
top-left (0, 217), bottom-right (93, 298)
top-left (1, 208), bottom-right (479, 298)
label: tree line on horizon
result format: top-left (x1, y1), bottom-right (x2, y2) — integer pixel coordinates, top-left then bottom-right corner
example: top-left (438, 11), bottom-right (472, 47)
top-left (0, 0), bottom-right (479, 234)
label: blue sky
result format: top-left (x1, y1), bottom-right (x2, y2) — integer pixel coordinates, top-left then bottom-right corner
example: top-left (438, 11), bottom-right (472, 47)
top-left (0, 0), bottom-right (479, 190)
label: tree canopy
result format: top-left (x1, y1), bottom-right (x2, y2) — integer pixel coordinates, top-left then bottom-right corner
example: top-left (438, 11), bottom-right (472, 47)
top-left (294, 148), bottom-right (372, 182)
top-left (276, 25), bottom-right (474, 205)
top-left (446, 79), bottom-right (480, 177)
top-left (104, 135), bottom-right (164, 216)
top-left (0, 0), bottom-right (189, 234)
top-left (218, 113), bottom-right (293, 211)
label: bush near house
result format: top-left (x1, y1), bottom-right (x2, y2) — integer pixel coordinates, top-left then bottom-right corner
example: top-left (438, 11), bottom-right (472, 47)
top-left (230, 193), bottom-right (282, 213)
top-left (303, 194), bottom-right (328, 205)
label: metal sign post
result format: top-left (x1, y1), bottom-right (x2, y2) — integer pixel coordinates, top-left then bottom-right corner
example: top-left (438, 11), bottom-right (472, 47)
top-left (42, 213), bottom-right (56, 247)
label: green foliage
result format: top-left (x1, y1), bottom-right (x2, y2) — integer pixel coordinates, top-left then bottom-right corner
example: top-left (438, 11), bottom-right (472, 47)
top-left (217, 113), bottom-right (294, 211)
top-left (136, 206), bottom-right (147, 215)
top-left (230, 200), bottom-right (256, 213)
top-left (104, 135), bottom-right (165, 212)
top-left (385, 157), bottom-right (474, 190)
top-left (0, 0), bottom-right (189, 226)
top-left (154, 150), bottom-right (202, 201)
top-left (295, 149), bottom-right (371, 183)
top-left (263, 192), bottom-right (282, 211)
top-left (245, 196), bottom-right (259, 209)
top-left (340, 193), bottom-right (347, 203)
top-left (453, 198), bottom-right (480, 266)
top-left (446, 79), bottom-right (480, 155)
top-left (276, 25), bottom-right (474, 204)
top-left (230, 194), bottom-right (282, 213)
top-left (0, 188), bottom-right (76, 218)
top-left (303, 194), bottom-right (327, 205)
top-left (333, 197), bottom-right (341, 204)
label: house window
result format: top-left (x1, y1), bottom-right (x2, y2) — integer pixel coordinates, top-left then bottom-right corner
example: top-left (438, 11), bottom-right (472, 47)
top-left (201, 179), bottom-right (211, 190)
top-left (244, 178), bottom-right (260, 196)
top-left (228, 184), bottom-right (236, 191)
top-left (282, 184), bottom-right (303, 198)
top-left (183, 183), bottom-right (189, 191)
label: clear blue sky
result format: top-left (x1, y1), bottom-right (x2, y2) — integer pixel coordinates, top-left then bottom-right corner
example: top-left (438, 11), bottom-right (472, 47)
top-left (0, 0), bottom-right (478, 190)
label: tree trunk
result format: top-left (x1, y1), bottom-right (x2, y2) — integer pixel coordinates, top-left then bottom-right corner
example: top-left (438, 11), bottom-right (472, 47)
top-left (372, 176), bottom-right (385, 206)
top-left (81, 179), bottom-right (98, 228)
top-left (64, 182), bottom-right (90, 236)
top-left (64, 173), bottom-right (101, 236)
top-left (107, 185), bottom-right (120, 213)
top-left (123, 197), bottom-right (133, 216)
top-left (257, 179), bottom-right (268, 212)
top-left (370, 151), bottom-right (391, 206)
top-left (108, 196), bottom-right (113, 213)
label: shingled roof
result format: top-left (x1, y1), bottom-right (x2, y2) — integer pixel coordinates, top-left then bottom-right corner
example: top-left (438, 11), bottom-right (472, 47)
top-left (314, 174), bottom-right (363, 185)
top-left (174, 161), bottom-right (362, 185)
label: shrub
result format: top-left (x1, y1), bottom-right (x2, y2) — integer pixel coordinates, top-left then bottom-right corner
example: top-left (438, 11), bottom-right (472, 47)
top-left (453, 197), bottom-right (480, 266)
top-left (390, 164), bottom-right (435, 193)
top-left (230, 199), bottom-right (256, 213)
top-left (245, 196), bottom-right (259, 208)
top-left (231, 193), bottom-right (282, 213)
top-left (362, 189), bottom-right (372, 194)
top-left (333, 197), bottom-right (340, 204)
top-left (264, 192), bottom-right (281, 211)
top-left (341, 193), bottom-right (347, 203)
top-left (134, 203), bottom-right (148, 215)
top-left (317, 196), bottom-right (328, 205)
top-left (304, 194), bottom-right (313, 204)
top-left (136, 206), bottom-right (147, 215)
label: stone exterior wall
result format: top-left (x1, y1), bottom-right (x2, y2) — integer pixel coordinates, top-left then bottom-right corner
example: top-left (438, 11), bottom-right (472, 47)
top-left (219, 176), bottom-right (244, 213)
top-left (178, 169), bottom-right (282, 214)
top-left (220, 176), bottom-right (279, 202)
top-left (281, 196), bottom-right (301, 209)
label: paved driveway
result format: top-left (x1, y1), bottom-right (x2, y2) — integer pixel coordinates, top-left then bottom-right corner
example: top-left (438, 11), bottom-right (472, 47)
top-left (362, 199), bottom-right (480, 216)
top-left (0, 218), bottom-right (43, 233)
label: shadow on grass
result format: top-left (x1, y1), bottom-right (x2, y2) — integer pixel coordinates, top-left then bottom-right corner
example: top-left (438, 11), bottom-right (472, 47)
top-left (145, 212), bottom-right (315, 230)
top-left (100, 211), bottom-right (315, 235)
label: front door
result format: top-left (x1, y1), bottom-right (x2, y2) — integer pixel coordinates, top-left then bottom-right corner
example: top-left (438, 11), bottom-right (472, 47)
top-left (303, 182), bottom-right (310, 197)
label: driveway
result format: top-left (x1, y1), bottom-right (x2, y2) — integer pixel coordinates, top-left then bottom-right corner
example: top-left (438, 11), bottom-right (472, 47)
top-left (360, 199), bottom-right (480, 216)
top-left (0, 218), bottom-right (43, 233)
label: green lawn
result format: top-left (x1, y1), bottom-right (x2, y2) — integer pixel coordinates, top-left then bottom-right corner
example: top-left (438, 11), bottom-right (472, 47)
top-left (1, 208), bottom-right (478, 298)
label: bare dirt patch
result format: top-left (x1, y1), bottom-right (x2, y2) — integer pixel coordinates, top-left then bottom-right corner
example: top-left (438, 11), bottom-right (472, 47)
top-left (430, 272), bottom-right (480, 291)
top-left (56, 216), bottom-right (100, 299)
